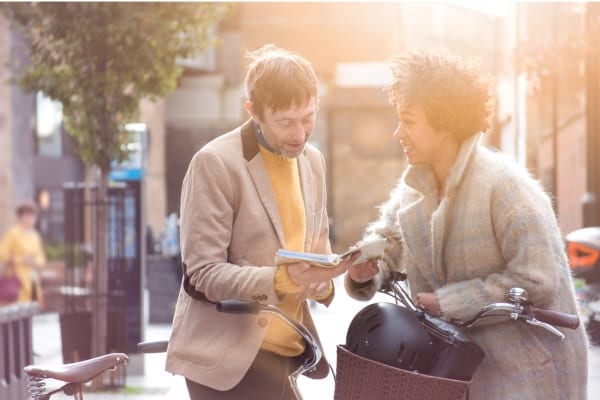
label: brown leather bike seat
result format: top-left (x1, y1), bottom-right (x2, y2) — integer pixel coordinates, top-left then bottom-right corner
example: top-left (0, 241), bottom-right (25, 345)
top-left (24, 353), bottom-right (128, 383)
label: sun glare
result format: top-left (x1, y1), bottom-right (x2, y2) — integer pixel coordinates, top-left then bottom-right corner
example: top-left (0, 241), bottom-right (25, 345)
top-left (443, 0), bottom-right (508, 17)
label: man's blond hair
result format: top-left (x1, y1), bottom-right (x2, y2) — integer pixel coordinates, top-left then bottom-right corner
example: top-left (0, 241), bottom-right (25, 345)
top-left (244, 45), bottom-right (318, 120)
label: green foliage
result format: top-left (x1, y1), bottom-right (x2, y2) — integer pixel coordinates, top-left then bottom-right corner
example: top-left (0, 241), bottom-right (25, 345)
top-left (2, 2), bottom-right (228, 172)
top-left (43, 240), bottom-right (65, 262)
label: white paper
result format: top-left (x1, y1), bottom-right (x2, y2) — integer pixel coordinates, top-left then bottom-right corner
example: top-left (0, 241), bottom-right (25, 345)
top-left (274, 238), bottom-right (387, 268)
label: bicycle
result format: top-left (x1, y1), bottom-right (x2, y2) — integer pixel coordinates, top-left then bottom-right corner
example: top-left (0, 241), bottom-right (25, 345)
top-left (23, 280), bottom-right (579, 400)
top-left (23, 353), bottom-right (129, 400)
top-left (216, 278), bottom-right (579, 400)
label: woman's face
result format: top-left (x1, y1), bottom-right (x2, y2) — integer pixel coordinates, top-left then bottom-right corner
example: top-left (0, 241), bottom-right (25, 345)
top-left (393, 102), bottom-right (448, 165)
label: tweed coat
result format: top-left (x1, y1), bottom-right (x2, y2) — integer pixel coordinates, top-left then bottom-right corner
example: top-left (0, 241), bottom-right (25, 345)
top-left (166, 120), bottom-right (332, 390)
top-left (346, 133), bottom-right (588, 400)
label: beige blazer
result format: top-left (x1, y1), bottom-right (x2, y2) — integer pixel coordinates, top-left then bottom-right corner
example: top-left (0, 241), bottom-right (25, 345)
top-left (166, 120), bottom-right (332, 390)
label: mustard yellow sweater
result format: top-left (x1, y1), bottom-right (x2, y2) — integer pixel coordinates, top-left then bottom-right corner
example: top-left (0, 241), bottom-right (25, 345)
top-left (259, 145), bottom-right (332, 356)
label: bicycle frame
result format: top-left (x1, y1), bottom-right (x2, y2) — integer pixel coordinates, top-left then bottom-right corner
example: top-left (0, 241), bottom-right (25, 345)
top-left (216, 301), bottom-right (323, 400)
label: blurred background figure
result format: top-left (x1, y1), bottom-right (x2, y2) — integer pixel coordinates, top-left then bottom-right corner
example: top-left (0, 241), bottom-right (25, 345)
top-left (0, 201), bottom-right (46, 306)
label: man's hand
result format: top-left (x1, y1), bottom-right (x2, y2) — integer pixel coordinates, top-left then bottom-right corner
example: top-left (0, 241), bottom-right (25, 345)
top-left (297, 281), bottom-right (331, 301)
top-left (348, 258), bottom-right (379, 284)
top-left (288, 251), bottom-right (360, 286)
top-left (416, 292), bottom-right (442, 316)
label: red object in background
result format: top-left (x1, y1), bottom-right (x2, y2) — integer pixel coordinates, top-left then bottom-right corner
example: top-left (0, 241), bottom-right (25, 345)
top-left (568, 242), bottom-right (600, 270)
top-left (566, 227), bottom-right (600, 282)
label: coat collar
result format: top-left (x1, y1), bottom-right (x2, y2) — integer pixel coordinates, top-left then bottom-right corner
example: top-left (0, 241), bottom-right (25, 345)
top-left (240, 119), bottom-right (314, 250)
top-left (403, 133), bottom-right (482, 198)
top-left (398, 133), bottom-right (482, 289)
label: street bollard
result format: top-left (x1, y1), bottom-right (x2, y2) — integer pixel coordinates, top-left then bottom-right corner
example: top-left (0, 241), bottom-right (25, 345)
top-left (0, 302), bottom-right (39, 400)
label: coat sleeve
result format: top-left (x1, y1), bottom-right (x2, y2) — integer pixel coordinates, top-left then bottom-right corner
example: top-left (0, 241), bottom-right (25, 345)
top-left (182, 149), bottom-right (280, 304)
top-left (310, 151), bottom-right (335, 306)
top-left (312, 152), bottom-right (332, 255)
top-left (345, 183), bottom-right (404, 301)
top-left (436, 176), bottom-right (563, 322)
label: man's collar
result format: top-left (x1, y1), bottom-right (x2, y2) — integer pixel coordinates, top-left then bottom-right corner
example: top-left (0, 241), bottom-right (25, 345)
top-left (253, 121), bottom-right (279, 155)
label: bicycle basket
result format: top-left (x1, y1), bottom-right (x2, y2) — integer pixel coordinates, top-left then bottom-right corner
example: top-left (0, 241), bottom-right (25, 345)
top-left (334, 346), bottom-right (470, 400)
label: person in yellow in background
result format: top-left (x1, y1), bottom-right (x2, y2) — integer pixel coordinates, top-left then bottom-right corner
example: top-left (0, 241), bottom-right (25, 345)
top-left (166, 45), bottom-right (356, 400)
top-left (0, 201), bottom-right (46, 305)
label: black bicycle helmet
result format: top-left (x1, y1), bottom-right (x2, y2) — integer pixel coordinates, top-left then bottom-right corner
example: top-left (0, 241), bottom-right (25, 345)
top-left (346, 302), bottom-right (434, 373)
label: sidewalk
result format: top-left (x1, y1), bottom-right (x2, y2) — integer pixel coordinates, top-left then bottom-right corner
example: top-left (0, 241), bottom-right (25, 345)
top-left (31, 279), bottom-right (372, 399)
top-left (32, 281), bottom-right (600, 399)
top-left (32, 313), bottom-right (188, 399)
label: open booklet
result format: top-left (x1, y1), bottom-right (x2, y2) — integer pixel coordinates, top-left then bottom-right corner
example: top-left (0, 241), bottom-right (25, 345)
top-left (274, 238), bottom-right (387, 268)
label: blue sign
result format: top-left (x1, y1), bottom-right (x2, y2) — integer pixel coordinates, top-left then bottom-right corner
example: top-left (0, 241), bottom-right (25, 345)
top-left (110, 123), bottom-right (148, 182)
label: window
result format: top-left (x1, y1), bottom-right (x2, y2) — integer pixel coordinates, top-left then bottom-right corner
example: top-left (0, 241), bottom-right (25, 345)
top-left (38, 188), bottom-right (65, 243)
top-left (36, 92), bottom-right (63, 157)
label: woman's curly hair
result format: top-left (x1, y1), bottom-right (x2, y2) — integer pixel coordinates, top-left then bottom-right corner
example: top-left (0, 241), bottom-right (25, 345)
top-left (388, 50), bottom-right (495, 141)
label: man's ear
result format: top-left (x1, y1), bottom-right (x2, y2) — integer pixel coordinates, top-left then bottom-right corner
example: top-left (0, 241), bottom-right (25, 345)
top-left (244, 100), bottom-right (257, 121)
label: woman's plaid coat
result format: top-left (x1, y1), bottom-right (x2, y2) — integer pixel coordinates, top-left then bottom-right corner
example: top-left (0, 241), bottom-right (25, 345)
top-left (346, 134), bottom-right (589, 400)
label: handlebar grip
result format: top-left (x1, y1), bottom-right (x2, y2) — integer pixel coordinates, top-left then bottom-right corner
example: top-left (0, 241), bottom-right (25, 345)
top-left (137, 340), bottom-right (169, 353)
top-left (216, 300), bottom-right (261, 314)
top-left (530, 306), bottom-right (580, 330)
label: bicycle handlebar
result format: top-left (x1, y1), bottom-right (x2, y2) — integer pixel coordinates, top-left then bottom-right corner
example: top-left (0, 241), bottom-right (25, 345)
top-left (530, 306), bottom-right (580, 330)
top-left (217, 300), bottom-right (262, 314)
top-left (137, 340), bottom-right (169, 354)
top-left (385, 281), bottom-right (580, 340)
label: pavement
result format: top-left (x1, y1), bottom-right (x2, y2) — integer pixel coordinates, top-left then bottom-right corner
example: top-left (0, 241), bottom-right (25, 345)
top-left (32, 279), bottom-right (600, 399)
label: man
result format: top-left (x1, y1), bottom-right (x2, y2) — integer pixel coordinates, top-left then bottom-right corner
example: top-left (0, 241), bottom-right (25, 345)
top-left (166, 45), bottom-right (354, 399)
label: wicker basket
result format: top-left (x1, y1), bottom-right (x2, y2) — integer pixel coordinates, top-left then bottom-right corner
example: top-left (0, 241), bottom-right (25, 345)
top-left (334, 346), bottom-right (470, 400)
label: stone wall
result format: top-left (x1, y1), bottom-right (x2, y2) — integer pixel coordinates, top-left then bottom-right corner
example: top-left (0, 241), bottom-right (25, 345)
top-left (0, 16), bottom-right (13, 234)
top-left (327, 87), bottom-right (405, 252)
top-left (139, 99), bottom-right (168, 236)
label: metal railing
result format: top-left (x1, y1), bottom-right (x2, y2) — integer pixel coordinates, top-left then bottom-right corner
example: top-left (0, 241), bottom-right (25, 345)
top-left (0, 302), bottom-right (39, 400)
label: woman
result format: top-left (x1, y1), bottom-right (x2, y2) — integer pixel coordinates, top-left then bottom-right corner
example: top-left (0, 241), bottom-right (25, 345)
top-left (345, 51), bottom-right (588, 399)
top-left (0, 201), bottom-right (46, 305)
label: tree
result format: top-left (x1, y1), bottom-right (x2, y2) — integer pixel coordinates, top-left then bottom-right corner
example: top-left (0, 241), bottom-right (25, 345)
top-left (2, 1), bottom-right (227, 373)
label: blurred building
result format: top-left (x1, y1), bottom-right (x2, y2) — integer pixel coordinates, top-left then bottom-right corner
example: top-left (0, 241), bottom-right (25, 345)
top-left (0, 15), bottom-right (12, 236)
top-left (6, 2), bottom-right (596, 255)
top-left (0, 14), bottom-right (168, 242)
top-left (509, 2), bottom-right (600, 234)
top-left (164, 2), bottom-right (506, 251)
top-left (0, 16), bottom-right (85, 239)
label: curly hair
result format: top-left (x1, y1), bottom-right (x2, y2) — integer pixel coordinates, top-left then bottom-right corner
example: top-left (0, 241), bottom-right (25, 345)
top-left (388, 50), bottom-right (495, 141)
top-left (244, 44), bottom-right (318, 120)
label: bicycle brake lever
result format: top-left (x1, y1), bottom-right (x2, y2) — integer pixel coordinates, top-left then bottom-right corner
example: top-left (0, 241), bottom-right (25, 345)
top-left (523, 317), bottom-right (566, 341)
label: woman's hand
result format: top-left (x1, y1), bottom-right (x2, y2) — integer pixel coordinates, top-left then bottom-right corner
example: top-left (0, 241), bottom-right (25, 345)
top-left (348, 257), bottom-right (379, 284)
top-left (288, 252), bottom-right (360, 286)
top-left (416, 292), bottom-right (442, 316)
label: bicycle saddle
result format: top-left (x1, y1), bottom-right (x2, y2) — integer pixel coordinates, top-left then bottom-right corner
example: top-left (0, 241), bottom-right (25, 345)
top-left (24, 353), bottom-right (128, 383)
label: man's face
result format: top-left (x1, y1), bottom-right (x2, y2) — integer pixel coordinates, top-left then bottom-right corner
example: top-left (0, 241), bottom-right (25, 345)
top-left (392, 102), bottom-right (448, 165)
top-left (249, 97), bottom-right (317, 158)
